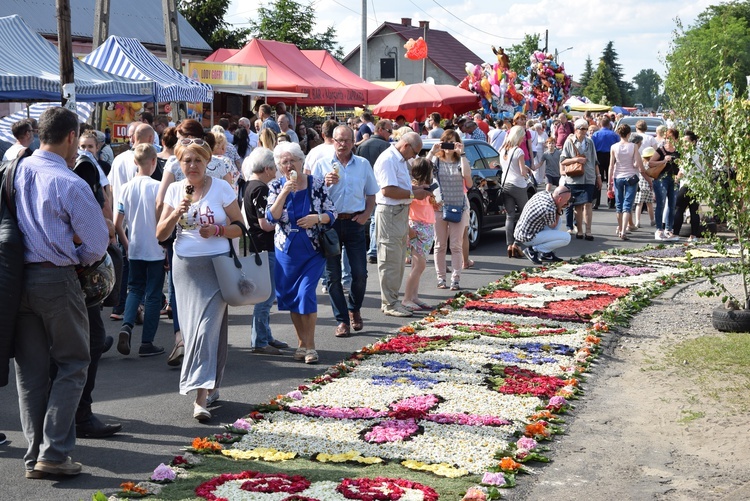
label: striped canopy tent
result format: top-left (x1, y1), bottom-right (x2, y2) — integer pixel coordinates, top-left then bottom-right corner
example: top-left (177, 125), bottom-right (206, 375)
top-left (0, 102), bottom-right (94, 143)
top-left (0, 15), bottom-right (155, 102)
top-left (84, 36), bottom-right (213, 103)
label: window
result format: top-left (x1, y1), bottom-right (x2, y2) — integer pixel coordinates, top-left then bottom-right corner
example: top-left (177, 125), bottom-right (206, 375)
top-left (380, 58), bottom-right (395, 79)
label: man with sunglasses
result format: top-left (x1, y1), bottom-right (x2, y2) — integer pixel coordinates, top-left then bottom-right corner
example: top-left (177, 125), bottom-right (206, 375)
top-left (356, 120), bottom-right (393, 264)
top-left (514, 186), bottom-right (573, 265)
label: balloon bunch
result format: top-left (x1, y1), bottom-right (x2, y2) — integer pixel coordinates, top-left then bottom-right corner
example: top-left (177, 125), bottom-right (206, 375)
top-left (404, 37), bottom-right (428, 61)
top-left (460, 51), bottom-right (524, 120)
top-left (526, 51), bottom-right (571, 115)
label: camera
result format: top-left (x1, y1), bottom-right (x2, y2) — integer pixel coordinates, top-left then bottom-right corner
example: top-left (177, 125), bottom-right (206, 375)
top-left (441, 142), bottom-right (454, 150)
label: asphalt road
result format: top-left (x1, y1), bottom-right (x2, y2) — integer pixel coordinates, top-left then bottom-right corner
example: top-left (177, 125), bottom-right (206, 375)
top-left (0, 207), bottom-right (653, 500)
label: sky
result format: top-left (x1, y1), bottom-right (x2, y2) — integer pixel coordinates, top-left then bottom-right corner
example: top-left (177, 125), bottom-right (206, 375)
top-left (226, 0), bottom-right (721, 84)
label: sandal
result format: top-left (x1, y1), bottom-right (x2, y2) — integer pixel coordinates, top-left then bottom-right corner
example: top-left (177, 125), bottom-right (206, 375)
top-left (575, 234), bottom-right (584, 239)
top-left (465, 260), bottom-right (475, 269)
top-left (167, 342), bottom-right (184, 367)
top-left (294, 347), bottom-right (307, 361)
top-left (414, 300), bottom-right (433, 311)
top-left (401, 302), bottom-right (421, 312)
top-left (584, 234), bottom-right (594, 241)
top-left (450, 282), bottom-right (461, 291)
top-left (437, 280), bottom-right (448, 289)
top-left (305, 349), bottom-right (319, 364)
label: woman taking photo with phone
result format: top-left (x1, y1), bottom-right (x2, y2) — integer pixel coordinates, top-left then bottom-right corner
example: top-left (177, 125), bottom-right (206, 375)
top-left (425, 130), bottom-right (472, 290)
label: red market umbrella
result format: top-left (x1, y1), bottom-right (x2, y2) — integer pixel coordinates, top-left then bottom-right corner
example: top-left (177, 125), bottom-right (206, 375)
top-left (372, 83), bottom-right (480, 122)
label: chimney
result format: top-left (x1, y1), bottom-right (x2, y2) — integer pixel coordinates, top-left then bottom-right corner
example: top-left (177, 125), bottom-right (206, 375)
top-left (419, 20), bottom-right (430, 30)
top-left (401, 18), bottom-right (412, 27)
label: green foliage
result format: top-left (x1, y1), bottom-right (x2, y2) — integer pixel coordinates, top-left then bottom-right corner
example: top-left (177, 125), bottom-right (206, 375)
top-left (248, 0), bottom-right (343, 59)
top-left (631, 69), bottom-right (663, 109)
top-left (505, 34), bottom-right (541, 76)
top-left (668, 22), bottom-right (750, 308)
top-left (665, 12), bottom-right (750, 99)
top-left (584, 59), bottom-right (620, 105)
top-left (578, 56), bottom-right (594, 90)
top-left (600, 41), bottom-right (631, 105)
top-left (179, 0), bottom-right (250, 49)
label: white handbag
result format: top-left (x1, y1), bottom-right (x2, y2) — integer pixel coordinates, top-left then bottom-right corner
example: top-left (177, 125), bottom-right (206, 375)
top-left (212, 223), bottom-right (272, 306)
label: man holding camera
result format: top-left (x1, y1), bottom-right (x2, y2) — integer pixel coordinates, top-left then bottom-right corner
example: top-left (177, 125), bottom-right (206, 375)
top-left (513, 186), bottom-right (573, 265)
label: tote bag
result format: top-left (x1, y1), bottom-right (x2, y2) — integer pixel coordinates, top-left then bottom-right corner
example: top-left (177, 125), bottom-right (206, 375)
top-left (212, 222), bottom-right (272, 306)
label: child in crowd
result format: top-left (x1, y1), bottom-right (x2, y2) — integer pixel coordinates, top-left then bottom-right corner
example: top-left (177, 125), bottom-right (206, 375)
top-left (402, 158), bottom-right (436, 312)
top-left (535, 138), bottom-right (561, 192)
top-left (633, 147), bottom-right (656, 228)
top-left (114, 144), bottom-right (166, 357)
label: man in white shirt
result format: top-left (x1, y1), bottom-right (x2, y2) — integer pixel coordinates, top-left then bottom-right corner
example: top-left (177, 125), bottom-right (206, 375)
top-left (373, 132), bottom-right (431, 317)
top-left (2, 119), bottom-right (34, 161)
top-left (277, 114), bottom-right (299, 143)
top-left (310, 126), bottom-right (378, 336)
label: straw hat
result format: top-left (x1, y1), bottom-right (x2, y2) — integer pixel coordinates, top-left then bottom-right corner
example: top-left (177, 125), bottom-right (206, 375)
top-left (642, 146), bottom-right (656, 158)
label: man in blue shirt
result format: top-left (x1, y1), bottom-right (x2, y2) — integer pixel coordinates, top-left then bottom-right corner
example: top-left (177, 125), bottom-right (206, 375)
top-left (591, 116), bottom-right (619, 209)
top-left (13, 107), bottom-right (109, 478)
top-left (258, 103), bottom-right (281, 134)
top-left (310, 126), bottom-right (379, 337)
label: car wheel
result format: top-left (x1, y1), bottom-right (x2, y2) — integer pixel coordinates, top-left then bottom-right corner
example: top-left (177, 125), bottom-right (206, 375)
top-left (468, 202), bottom-right (481, 250)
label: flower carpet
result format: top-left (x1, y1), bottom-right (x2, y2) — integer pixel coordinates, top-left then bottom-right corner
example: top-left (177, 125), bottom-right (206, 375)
top-left (104, 245), bottom-right (729, 501)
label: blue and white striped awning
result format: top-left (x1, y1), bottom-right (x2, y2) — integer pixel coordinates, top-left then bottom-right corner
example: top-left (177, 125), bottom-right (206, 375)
top-left (0, 102), bottom-right (94, 143)
top-left (0, 15), bottom-right (155, 102)
top-left (84, 36), bottom-right (213, 103)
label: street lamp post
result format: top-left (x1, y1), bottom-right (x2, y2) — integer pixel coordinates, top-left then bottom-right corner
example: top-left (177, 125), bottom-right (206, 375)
top-left (554, 46), bottom-right (573, 62)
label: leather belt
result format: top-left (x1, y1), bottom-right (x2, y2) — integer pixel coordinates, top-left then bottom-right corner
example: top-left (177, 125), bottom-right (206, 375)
top-left (25, 261), bottom-right (59, 268)
top-left (337, 212), bottom-right (362, 220)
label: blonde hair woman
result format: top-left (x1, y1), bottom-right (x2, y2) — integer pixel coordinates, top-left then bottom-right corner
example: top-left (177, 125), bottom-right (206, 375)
top-left (259, 128), bottom-right (277, 150)
top-left (425, 129), bottom-right (472, 290)
top-left (500, 125), bottom-right (532, 258)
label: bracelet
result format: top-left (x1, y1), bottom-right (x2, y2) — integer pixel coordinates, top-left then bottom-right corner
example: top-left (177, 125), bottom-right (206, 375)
top-left (213, 224), bottom-right (220, 236)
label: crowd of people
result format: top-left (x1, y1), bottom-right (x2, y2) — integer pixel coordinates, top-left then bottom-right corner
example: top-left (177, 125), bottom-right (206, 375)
top-left (0, 99), bottom-right (702, 478)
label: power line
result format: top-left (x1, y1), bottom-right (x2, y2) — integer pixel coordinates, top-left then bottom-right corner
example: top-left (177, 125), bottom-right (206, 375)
top-left (430, 0), bottom-right (524, 41)
top-left (370, 0), bottom-right (378, 26)
top-left (404, 0), bottom-right (497, 47)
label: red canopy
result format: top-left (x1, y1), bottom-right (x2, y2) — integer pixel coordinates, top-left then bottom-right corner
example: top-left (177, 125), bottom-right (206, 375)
top-left (372, 83), bottom-right (480, 122)
top-left (205, 48), bottom-right (238, 62)
top-left (223, 39), bottom-right (368, 106)
top-left (302, 50), bottom-right (392, 105)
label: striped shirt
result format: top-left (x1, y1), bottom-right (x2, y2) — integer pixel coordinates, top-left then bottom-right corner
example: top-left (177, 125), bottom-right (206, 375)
top-left (14, 149), bottom-right (109, 266)
top-left (514, 191), bottom-right (558, 243)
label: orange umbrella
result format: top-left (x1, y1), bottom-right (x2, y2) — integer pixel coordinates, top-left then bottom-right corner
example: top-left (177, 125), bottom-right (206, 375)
top-left (372, 83), bottom-right (480, 121)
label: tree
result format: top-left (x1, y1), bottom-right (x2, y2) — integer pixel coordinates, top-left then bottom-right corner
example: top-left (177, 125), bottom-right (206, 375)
top-left (600, 41), bottom-right (631, 105)
top-left (504, 33), bottom-right (541, 77)
top-left (179, 0), bottom-right (250, 50)
top-left (248, 0), bottom-right (343, 59)
top-left (665, 13), bottom-right (750, 100)
top-left (578, 56), bottom-right (594, 90)
top-left (584, 59), bottom-right (620, 105)
top-left (631, 69), bottom-right (662, 108)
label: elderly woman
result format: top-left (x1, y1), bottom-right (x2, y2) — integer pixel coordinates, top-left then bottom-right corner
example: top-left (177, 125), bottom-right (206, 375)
top-left (560, 118), bottom-right (602, 240)
top-left (425, 129), bottom-right (472, 290)
top-left (266, 142), bottom-right (336, 364)
top-left (498, 125), bottom-right (533, 258)
top-left (156, 138), bottom-right (244, 422)
top-left (607, 124), bottom-right (650, 240)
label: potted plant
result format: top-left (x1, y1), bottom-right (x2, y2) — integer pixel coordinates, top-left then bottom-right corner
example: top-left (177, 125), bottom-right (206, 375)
top-left (667, 50), bottom-right (750, 332)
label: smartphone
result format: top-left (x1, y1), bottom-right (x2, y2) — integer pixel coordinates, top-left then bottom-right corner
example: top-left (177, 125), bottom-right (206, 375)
top-left (426, 182), bottom-right (439, 192)
top-left (441, 142), bottom-right (454, 150)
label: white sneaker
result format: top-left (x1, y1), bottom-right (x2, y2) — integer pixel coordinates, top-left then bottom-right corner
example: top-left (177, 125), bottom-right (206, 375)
top-left (654, 230), bottom-right (665, 240)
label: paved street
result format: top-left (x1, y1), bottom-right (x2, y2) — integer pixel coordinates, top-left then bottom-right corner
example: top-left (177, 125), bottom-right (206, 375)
top-left (0, 207), bottom-right (654, 500)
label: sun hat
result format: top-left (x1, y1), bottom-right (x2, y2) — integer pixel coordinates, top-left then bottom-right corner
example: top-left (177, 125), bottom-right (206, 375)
top-left (642, 146), bottom-right (656, 158)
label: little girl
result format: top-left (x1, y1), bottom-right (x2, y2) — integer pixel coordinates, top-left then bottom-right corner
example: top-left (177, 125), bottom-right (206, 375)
top-left (403, 158), bottom-right (435, 312)
top-left (633, 146), bottom-right (656, 228)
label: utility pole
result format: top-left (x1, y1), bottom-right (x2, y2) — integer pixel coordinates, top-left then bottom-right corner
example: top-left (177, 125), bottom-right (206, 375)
top-left (422, 22), bottom-right (428, 82)
top-left (162, 0), bottom-right (183, 121)
top-left (360, 0), bottom-right (367, 80)
top-left (543, 29), bottom-right (548, 54)
top-left (91, 0), bottom-right (110, 127)
top-left (56, 0), bottom-right (75, 109)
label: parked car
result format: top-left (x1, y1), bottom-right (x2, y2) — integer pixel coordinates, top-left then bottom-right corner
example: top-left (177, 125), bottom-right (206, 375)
top-left (419, 138), bottom-right (537, 249)
top-left (614, 116), bottom-right (665, 136)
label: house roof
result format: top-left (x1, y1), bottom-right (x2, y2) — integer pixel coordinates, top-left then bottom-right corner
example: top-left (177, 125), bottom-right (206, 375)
top-left (343, 21), bottom-right (484, 83)
top-left (0, 0), bottom-right (211, 54)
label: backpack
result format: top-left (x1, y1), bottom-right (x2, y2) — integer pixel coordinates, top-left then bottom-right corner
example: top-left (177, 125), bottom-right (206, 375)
top-left (0, 148), bottom-right (32, 387)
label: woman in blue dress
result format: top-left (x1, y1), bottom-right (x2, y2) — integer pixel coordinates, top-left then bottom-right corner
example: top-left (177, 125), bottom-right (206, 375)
top-left (266, 142), bottom-right (336, 364)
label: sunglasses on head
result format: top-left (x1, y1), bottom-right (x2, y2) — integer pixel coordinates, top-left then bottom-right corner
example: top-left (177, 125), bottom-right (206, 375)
top-left (179, 138), bottom-right (207, 146)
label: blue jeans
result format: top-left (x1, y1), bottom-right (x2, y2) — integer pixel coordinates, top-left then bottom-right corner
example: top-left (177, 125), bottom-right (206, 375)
top-left (652, 176), bottom-right (677, 231)
top-left (252, 251), bottom-right (276, 348)
top-left (614, 177), bottom-right (638, 213)
top-left (123, 259), bottom-right (165, 344)
top-left (325, 219), bottom-right (367, 325)
top-left (367, 215), bottom-right (377, 258)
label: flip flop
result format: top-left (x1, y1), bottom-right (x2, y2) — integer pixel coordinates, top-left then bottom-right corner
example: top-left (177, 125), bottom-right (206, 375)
top-left (414, 300), bottom-right (433, 311)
